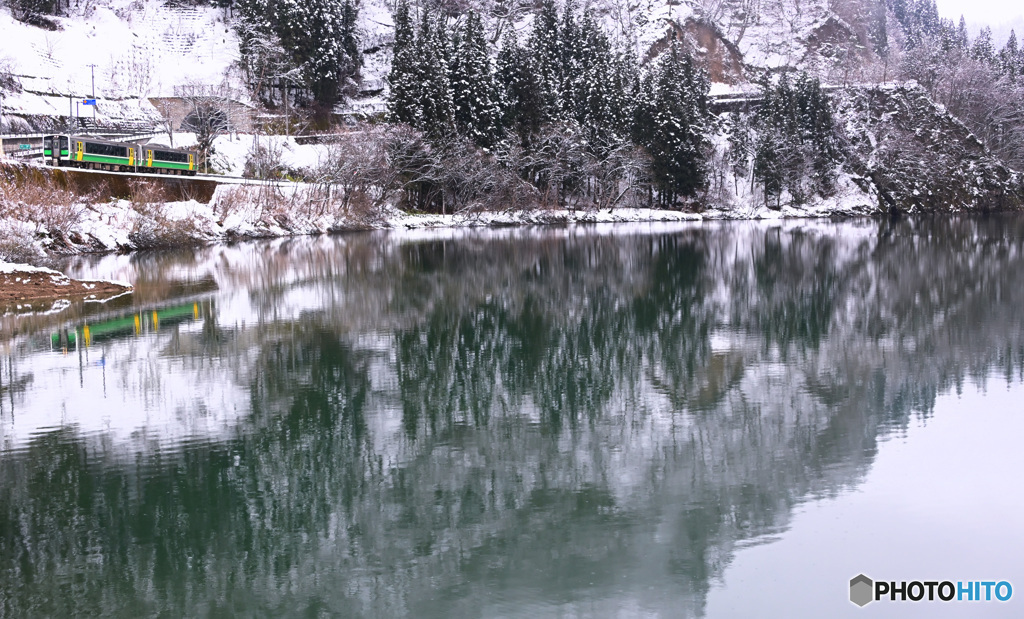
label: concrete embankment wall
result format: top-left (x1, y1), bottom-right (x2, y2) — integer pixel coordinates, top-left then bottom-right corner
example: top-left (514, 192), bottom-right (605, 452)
top-left (0, 162), bottom-right (219, 204)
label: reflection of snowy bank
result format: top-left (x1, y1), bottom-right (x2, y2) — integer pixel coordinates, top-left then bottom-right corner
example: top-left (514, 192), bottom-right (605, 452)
top-left (0, 260), bottom-right (131, 305)
top-left (4, 218), bottom-right (1024, 616)
top-left (15, 218), bottom-right (979, 458)
top-left (0, 310), bottom-right (253, 451)
top-left (8, 216), bottom-right (1012, 465)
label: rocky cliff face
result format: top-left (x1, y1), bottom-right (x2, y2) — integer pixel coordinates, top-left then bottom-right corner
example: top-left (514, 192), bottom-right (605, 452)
top-left (839, 86), bottom-right (1024, 213)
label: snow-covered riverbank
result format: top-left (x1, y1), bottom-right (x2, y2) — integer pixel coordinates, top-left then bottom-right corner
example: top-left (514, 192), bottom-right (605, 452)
top-left (0, 170), bottom-right (878, 264)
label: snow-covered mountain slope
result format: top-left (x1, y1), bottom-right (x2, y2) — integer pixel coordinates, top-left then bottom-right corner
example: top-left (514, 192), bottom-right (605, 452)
top-left (0, 0), bottom-right (239, 129)
top-left (348, 0), bottom-right (877, 109)
top-left (0, 0), bottom-right (882, 123)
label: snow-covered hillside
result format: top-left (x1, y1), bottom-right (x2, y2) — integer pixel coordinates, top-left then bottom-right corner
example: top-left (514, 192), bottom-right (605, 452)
top-left (0, 0), bottom-right (239, 129)
top-left (0, 0), bottom-right (867, 127)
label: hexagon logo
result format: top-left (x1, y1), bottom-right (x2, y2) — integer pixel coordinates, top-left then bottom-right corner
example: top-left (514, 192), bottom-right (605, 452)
top-left (850, 574), bottom-right (874, 607)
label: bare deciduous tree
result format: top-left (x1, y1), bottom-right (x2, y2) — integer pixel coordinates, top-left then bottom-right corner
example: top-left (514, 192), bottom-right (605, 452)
top-left (315, 127), bottom-right (395, 216)
top-left (522, 126), bottom-right (590, 209)
top-left (177, 81), bottom-right (235, 172)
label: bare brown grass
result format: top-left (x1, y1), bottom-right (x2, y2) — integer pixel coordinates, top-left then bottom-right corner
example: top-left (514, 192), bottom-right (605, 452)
top-left (128, 179), bottom-right (203, 249)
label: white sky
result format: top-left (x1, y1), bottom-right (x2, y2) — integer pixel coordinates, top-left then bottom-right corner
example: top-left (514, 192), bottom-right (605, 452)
top-left (935, 0), bottom-right (1024, 24)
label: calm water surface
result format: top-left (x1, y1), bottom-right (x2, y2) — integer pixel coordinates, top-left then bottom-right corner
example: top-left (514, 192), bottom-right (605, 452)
top-left (1, 218), bottom-right (1022, 617)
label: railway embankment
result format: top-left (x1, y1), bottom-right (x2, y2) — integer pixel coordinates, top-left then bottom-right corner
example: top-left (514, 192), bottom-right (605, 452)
top-left (0, 160), bottom-right (218, 203)
top-left (0, 159), bottom-right (368, 263)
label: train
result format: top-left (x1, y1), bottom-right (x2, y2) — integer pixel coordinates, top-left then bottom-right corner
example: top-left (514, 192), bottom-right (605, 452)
top-left (42, 134), bottom-right (198, 176)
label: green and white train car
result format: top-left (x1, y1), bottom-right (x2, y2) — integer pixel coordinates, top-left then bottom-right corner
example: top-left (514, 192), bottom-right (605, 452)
top-left (43, 135), bottom-right (198, 176)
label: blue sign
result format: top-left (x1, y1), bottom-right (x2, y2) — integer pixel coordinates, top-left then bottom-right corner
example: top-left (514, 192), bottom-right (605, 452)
top-left (82, 99), bottom-right (96, 105)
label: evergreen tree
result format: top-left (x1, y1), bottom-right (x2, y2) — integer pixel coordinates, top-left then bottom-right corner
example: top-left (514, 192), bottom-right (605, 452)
top-left (340, 0), bottom-right (362, 91)
top-left (388, 0), bottom-right (420, 125)
top-left (971, 27), bottom-right (996, 65)
top-left (915, 0), bottom-right (940, 37)
top-left (415, 13), bottom-right (455, 135)
top-left (574, 10), bottom-right (624, 147)
top-left (726, 111), bottom-right (753, 194)
top-left (631, 44), bottom-right (712, 205)
top-left (889, 0), bottom-right (910, 31)
top-left (558, 0), bottom-right (584, 121)
top-left (1018, 36), bottom-right (1024, 78)
top-left (956, 16), bottom-right (969, 49)
top-left (797, 74), bottom-right (839, 195)
top-left (275, 0), bottom-right (356, 106)
top-left (752, 73), bottom-right (840, 206)
top-left (528, 0), bottom-right (563, 124)
top-left (937, 19), bottom-right (960, 54)
top-left (235, 0), bottom-right (286, 103)
top-left (753, 124), bottom-right (785, 207)
top-left (235, 0), bottom-right (360, 107)
top-left (497, 31), bottom-right (543, 145)
top-left (9, 0), bottom-right (66, 22)
top-left (1000, 31), bottom-right (1019, 80)
top-left (450, 11), bottom-right (503, 148)
top-left (892, 0), bottom-right (941, 48)
top-left (607, 51), bottom-right (639, 139)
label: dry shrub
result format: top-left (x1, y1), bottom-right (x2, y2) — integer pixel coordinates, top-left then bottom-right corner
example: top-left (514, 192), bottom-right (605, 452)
top-left (128, 178), bottom-right (172, 207)
top-left (211, 183), bottom-right (293, 230)
top-left (212, 185), bottom-right (250, 223)
top-left (382, 128), bottom-right (541, 215)
top-left (341, 185), bottom-right (385, 226)
top-left (127, 179), bottom-right (202, 249)
top-left (315, 127), bottom-right (402, 220)
top-left (251, 183), bottom-right (286, 223)
top-left (0, 221), bottom-right (43, 264)
top-left (34, 202), bottom-right (88, 241)
top-left (244, 139), bottom-right (287, 180)
top-left (0, 165), bottom-right (89, 242)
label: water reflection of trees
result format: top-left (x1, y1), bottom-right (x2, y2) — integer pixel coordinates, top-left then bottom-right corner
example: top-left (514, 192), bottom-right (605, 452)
top-left (4, 218), bottom-right (1024, 616)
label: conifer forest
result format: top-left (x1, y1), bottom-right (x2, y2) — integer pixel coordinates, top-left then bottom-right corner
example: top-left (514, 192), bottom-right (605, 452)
top-left (226, 0), bottom-right (1024, 213)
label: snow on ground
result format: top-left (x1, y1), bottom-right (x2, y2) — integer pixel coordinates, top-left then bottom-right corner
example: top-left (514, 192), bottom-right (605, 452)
top-left (2, 190), bottom-right (877, 262)
top-left (0, 260), bottom-right (66, 275)
top-left (727, 0), bottom-right (833, 69)
top-left (156, 132), bottom-right (332, 176)
top-left (708, 82), bottom-right (759, 98)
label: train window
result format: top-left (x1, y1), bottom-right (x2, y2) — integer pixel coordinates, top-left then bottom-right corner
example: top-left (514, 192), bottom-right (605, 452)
top-left (84, 142), bottom-right (128, 158)
top-left (44, 137), bottom-right (53, 150)
top-left (60, 136), bottom-right (68, 151)
top-left (153, 150), bottom-right (190, 163)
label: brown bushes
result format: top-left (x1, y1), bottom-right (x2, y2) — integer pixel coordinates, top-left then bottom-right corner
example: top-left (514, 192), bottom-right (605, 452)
top-left (0, 221), bottom-right (40, 264)
top-left (0, 164), bottom-right (93, 256)
top-left (127, 180), bottom-right (203, 249)
top-left (212, 182), bottom-right (372, 230)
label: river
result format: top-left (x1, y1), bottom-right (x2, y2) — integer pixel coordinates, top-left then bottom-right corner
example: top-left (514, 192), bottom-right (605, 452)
top-left (1, 217), bottom-right (1022, 617)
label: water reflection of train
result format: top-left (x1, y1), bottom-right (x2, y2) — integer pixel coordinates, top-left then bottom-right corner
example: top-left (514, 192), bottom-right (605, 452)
top-left (51, 299), bottom-right (214, 351)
